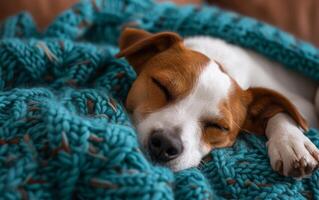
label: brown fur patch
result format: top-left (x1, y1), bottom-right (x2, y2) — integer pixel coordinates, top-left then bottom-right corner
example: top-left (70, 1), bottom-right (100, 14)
top-left (116, 28), bottom-right (183, 74)
top-left (116, 28), bottom-right (209, 117)
top-left (126, 44), bottom-right (209, 117)
top-left (242, 87), bottom-right (308, 134)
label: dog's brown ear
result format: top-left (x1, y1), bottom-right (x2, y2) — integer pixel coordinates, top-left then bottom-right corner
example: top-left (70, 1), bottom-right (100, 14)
top-left (116, 28), bottom-right (182, 74)
top-left (241, 87), bottom-right (308, 134)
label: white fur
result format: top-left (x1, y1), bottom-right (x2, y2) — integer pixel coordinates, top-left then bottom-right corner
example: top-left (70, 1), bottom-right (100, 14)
top-left (266, 113), bottom-right (319, 177)
top-left (184, 36), bottom-right (319, 177)
top-left (135, 62), bottom-right (232, 170)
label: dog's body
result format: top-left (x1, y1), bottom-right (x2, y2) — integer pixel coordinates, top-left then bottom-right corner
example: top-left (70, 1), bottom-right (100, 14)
top-left (184, 37), bottom-right (318, 127)
top-left (184, 37), bottom-right (319, 177)
top-left (117, 28), bottom-right (319, 178)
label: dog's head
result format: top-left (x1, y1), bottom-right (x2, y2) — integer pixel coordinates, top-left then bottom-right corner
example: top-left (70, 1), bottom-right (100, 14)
top-left (116, 28), bottom-right (308, 171)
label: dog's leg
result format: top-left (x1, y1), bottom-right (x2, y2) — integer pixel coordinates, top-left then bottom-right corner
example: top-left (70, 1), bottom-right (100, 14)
top-left (266, 113), bottom-right (319, 177)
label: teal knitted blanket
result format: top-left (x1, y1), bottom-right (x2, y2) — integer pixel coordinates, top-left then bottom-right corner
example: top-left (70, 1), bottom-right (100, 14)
top-left (1, 0), bottom-right (319, 199)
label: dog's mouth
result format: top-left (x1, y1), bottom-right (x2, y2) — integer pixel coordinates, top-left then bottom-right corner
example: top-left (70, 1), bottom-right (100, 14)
top-left (150, 156), bottom-right (181, 171)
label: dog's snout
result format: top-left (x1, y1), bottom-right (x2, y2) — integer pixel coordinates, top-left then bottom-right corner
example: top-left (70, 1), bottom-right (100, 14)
top-left (148, 129), bottom-right (183, 162)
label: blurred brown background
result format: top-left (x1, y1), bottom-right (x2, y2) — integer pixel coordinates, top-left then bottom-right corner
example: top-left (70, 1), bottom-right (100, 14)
top-left (0, 0), bottom-right (318, 47)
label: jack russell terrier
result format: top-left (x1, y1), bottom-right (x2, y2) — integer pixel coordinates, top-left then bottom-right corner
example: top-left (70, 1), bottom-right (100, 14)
top-left (116, 28), bottom-right (319, 178)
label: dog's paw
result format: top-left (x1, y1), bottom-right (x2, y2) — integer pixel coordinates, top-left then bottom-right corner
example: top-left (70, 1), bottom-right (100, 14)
top-left (267, 130), bottom-right (319, 178)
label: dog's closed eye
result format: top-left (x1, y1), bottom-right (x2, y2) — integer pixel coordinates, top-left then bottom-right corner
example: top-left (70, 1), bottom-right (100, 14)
top-left (203, 121), bottom-right (229, 132)
top-left (151, 77), bottom-right (173, 101)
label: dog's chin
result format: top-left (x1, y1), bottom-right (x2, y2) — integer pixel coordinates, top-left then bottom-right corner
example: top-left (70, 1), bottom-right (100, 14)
top-left (166, 161), bottom-right (199, 172)
top-left (147, 152), bottom-right (202, 172)
top-left (167, 156), bottom-right (202, 171)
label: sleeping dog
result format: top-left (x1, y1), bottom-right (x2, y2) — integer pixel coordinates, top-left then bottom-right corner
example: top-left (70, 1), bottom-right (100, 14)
top-left (116, 28), bottom-right (319, 178)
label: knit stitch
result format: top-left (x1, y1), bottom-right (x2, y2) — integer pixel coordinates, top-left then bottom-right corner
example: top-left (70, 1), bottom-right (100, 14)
top-left (0, 0), bottom-right (318, 199)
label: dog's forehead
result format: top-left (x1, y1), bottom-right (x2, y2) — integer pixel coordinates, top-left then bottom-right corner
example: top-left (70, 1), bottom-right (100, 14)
top-left (198, 62), bottom-right (230, 95)
top-left (163, 60), bottom-right (232, 119)
top-left (187, 61), bottom-right (232, 115)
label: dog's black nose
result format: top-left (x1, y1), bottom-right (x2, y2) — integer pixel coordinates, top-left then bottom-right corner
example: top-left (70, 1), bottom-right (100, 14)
top-left (148, 129), bottom-right (183, 162)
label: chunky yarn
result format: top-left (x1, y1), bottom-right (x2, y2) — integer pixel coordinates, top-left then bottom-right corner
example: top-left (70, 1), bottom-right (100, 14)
top-left (0, 0), bottom-right (318, 199)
